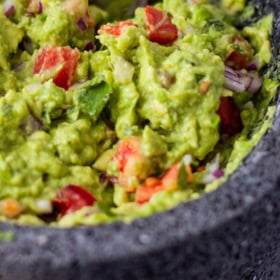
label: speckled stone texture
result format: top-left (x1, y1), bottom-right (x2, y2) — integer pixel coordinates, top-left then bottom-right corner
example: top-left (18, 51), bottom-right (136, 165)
top-left (0, 1), bottom-right (280, 279)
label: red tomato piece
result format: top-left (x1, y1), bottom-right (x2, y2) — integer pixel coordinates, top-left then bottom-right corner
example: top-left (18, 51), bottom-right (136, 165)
top-left (161, 163), bottom-right (180, 190)
top-left (135, 177), bottom-right (164, 204)
top-left (226, 35), bottom-right (254, 70)
top-left (113, 136), bottom-right (147, 191)
top-left (97, 20), bottom-right (138, 36)
top-left (217, 96), bottom-right (243, 136)
top-left (34, 46), bottom-right (80, 90)
top-left (112, 136), bottom-right (155, 192)
top-left (114, 136), bottom-right (141, 173)
top-left (145, 5), bottom-right (178, 45)
top-left (135, 163), bottom-right (180, 204)
top-left (53, 184), bottom-right (96, 216)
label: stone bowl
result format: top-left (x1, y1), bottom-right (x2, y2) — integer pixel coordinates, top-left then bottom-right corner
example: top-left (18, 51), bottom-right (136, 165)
top-left (0, 1), bottom-right (280, 279)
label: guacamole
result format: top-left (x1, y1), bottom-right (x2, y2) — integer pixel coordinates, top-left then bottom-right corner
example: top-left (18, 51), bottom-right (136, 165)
top-left (0, 0), bottom-right (278, 226)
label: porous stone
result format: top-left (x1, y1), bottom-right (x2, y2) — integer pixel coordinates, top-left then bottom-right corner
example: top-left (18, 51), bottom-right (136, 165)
top-left (0, 1), bottom-right (280, 279)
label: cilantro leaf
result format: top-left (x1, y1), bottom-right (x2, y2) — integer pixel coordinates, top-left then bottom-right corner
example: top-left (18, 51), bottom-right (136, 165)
top-left (78, 81), bottom-right (113, 121)
top-left (178, 161), bottom-right (188, 190)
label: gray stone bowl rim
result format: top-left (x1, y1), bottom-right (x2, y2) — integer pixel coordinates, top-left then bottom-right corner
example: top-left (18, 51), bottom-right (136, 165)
top-left (1, 92), bottom-right (278, 264)
top-left (0, 2), bottom-right (279, 265)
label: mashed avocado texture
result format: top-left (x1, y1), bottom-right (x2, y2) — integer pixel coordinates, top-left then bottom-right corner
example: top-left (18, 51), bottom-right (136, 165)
top-left (0, 0), bottom-right (278, 226)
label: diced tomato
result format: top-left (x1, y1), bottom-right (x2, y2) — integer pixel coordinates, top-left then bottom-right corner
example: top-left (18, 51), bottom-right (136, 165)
top-left (34, 46), bottom-right (80, 90)
top-left (217, 96), bottom-right (243, 136)
top-left (136, 161), bottom-right (196, 204)
top-left (135, 177), bottom-right (164, 204)
top-left (97, 21), bottom-right (138, 36)
top-left (226, 35), bottom-right (254, 70)
top-left (112, 136), bottom-right (149, 191)
top-left (135, 164), bottom-right (178, 204)
top-left (52, 184), bottom-right (96, 216)
top-left (145, 5), bottom-right (178, 45)
top-left (136, 163), bottom-right (180, 204)
top-left (114, 136), bottom-right (141, 172)
top-left (161, 163), bottom-right (180, 190)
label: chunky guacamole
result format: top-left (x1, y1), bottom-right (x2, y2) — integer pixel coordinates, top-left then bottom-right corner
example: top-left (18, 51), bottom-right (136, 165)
top-left (0, 0), bottom-right (278, 226)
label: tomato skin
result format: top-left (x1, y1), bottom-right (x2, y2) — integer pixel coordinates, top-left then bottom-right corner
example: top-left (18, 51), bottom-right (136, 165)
top-left (53, 184), bottom-right (96, 216)
top-left (135, 163), bottom-right (179, 204)
top-left (145, 5), bottom-right (178, 45)
top-left (34, 46), bottom-right (80, 90)
top-left (98, 21), bottom-right (137, 36)
top-left (135, 178), bottom-right (164, 204)
top-left (114, 136), bottom-right (140, 173)
top-left (226, 35), bottom-right (253, 70)
top-left (113, 136), bottom-right (150, 191)
top-left (217, 97), bottom-right (243, 136)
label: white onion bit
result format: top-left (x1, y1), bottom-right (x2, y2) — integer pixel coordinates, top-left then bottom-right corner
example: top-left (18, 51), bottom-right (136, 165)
top-left (183, 154), bottom-right (192, 166)
top-left (3, 0), bottom-right (15, 17)
top-left (36, 199), bottom-right (53, 214)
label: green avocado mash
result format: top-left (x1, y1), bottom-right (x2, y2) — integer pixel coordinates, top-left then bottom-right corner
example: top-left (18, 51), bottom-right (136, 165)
top-left (0, 0), bottom-right (278, 226)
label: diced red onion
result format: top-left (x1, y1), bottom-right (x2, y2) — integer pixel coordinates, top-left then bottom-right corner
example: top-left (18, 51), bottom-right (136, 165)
top-left (224, 65), bottom-right (238, 79)
top-left (26, 0), bottom-right (43, 16)
top-left (99, 173), bottom-right (118, 184)
top-left (3, 0), bottom-right (15, 17)
top-left (38, 1), bottom-right (43, 13)
top-left (77, 18), bottom-right (87, 31)
top-left (224, 77), bottom-right (246, 93)
top-left (247, 75), bottom-right (263, 94)
top-left (224, 65), bottom-right (263, 94)
top-left (213, 169), bottom-right (224, 178)
top-left (206, 154), bottom-right (220, 173)
top-left (84, 41), bottom-right (95, 51)
top-left (247, 58), bottom-right (259, 71)
top-left (24, 11), bottom-right (34, 17)
top-left (109, 176), bottom-right (118, 184)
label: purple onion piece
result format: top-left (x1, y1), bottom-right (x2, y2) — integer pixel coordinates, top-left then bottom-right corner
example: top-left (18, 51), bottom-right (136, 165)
top-left (247, 76), bottom-right (263, 94)
top-left (109, 176), bottom-right (118, 184)
top-left (247, 58), bottom-right (259, 71)
top-left (213, 169), bottom-right (224, 179)
top-left (3, 0), bottom-right (15, 17)
top-left (84, 41), bottom-right (95, 51)
top-left (38, 1), bottom-right (43, 13)
top-left (99, 173), bottom-right (108, 183)
top-left (26, 0), bottom-right (43, 16)
top-left (77, 18), bottom-right (87, 31)
top-left (99, 173), bottom-right (118, 184)
top-left (224, 65), bottom-right (238, 79)
top-left (224, 77), bottom-right (246, 93)
top-left (224, 65), bottom-right (263, 94)
top-left (4, 5), bottom-right (15, 17)
top-left (24, 11), bottom-right (35, 17)
top-left (239, 73), bottom-right (253, 90)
